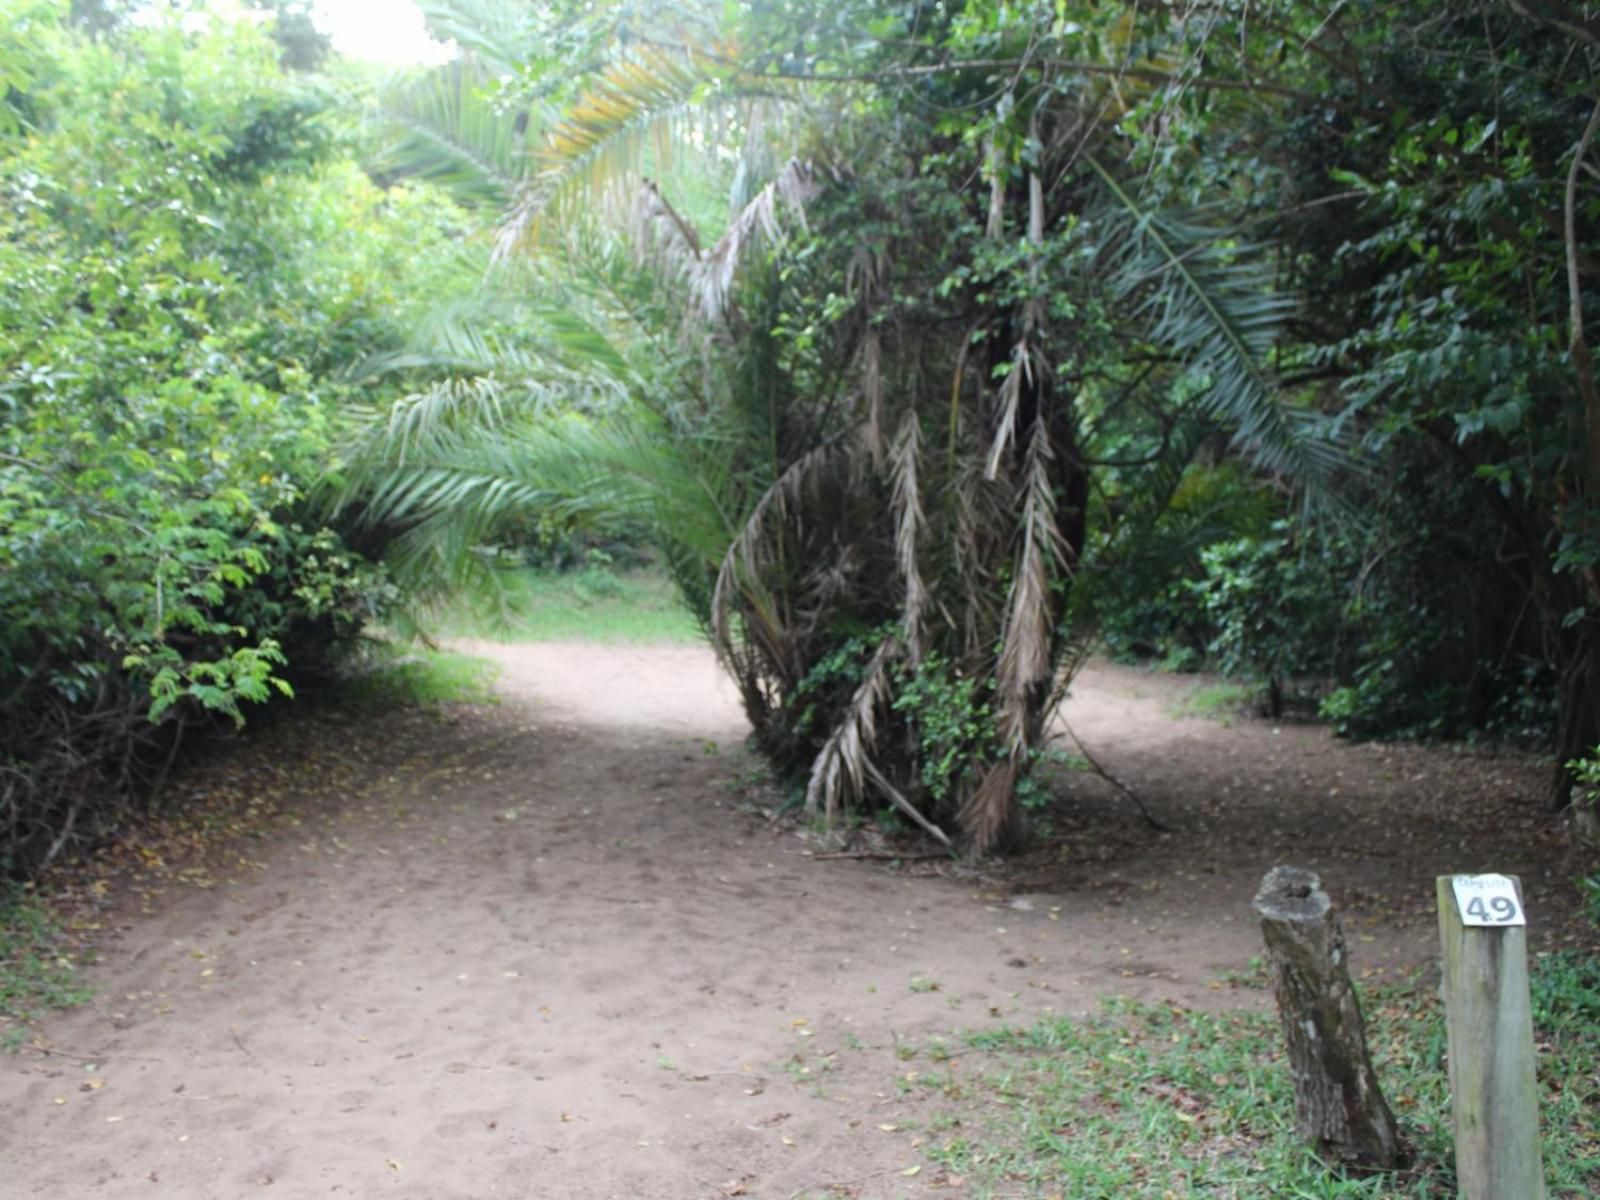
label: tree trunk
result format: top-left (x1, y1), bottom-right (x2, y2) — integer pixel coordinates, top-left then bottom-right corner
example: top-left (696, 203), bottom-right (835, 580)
top-left (1253, 865), bottom-right (1401, 1170)
top-left (1549, 623), bottom-right (1600, 810)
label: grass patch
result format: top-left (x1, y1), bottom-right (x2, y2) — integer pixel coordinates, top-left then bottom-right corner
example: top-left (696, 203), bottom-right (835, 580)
top-left (912, 956), bottom-right (1599, 1198)
top-left (0, 883), bottom-right (92, 1049)
top-left (332, 644), bottom-right (501, 710)
top-left (1173, 680), bottom-right (1254, 724)
top-left (436, 566), bottom-right (700, 645)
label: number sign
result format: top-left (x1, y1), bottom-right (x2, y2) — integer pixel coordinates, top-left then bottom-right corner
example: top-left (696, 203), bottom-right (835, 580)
top-left (1450, 874), bottom-right (1526, 927)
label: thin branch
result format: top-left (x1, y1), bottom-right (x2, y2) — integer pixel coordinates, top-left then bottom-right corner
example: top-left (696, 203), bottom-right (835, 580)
top-left (1565, 91), bottom-right (1600, 499)
top-left (863, 759), bottom-right (955, 851)
top-left (1504, 0), bottom-right (1600, 48)
top-left (1058, 718), bottom-right (1172, 832)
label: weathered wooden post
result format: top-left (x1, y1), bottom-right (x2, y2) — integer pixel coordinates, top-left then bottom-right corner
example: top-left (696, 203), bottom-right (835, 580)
top-left (1435, 873), bottom-right (1545, 1200)
top-left (1253, 865), bottom-right (1400, 1169)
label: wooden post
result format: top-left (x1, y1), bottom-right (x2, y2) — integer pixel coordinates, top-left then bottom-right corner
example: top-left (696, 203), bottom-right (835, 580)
top-left (1436, 874), bottom-right (1545, 1200)
top-left (1253, 865), bottom-right (1400, 1169)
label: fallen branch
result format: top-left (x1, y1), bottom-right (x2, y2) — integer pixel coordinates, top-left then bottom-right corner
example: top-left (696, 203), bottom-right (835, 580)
top-left (1058, 719), bottom-right (1172, 832)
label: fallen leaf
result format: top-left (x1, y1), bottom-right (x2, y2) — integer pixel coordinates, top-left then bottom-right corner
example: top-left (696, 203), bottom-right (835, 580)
top-left (900, 1165), bottom-right (921, 1176)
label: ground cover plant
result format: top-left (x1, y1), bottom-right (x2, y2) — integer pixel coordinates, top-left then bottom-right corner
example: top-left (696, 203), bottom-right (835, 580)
top-left (909, 955), bottom-right (1600, 1198)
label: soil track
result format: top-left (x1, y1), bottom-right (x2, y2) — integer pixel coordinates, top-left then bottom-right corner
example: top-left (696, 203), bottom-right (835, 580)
top-left (1, 643), bottom-right (1589, 1199)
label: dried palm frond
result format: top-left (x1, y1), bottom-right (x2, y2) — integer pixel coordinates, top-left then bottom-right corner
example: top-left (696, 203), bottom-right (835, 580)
top-left (960, 424), bottom-right (1071, 849)
top-left (890, 414), bottom-right (927, 664)
top-left (633, 158), bottom-right (816, 323)
top-left (693, 158), bottom-right (815, 321)
top-left (805, 638), bottom-right (898, 827)
top-left (959, 754), bottom-right (1021, 852)
top-left (984, 135), bottom-right (1006, 239)
top-left (994, 423), bottom-right (1069, 744)
top-left (985, 340), bottom-right (1039, 480)
top-left (946, 463), bottom-right (1012, 663)
top-left (709, 435), bottom-right (847, 701)
top-left (862, 328), bottom-right (885, 464)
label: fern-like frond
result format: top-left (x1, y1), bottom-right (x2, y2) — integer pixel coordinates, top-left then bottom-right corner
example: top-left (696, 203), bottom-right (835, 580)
top-left (499, 41), bottom-right (726, 254)
top-left (373, 60), bottom-right (537, 210)
top-left (1087, 156), bottom-right (1350, 490)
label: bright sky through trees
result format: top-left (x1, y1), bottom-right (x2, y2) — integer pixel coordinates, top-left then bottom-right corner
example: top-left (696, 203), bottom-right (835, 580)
top-left (314, 0), bottom-right (451, 64)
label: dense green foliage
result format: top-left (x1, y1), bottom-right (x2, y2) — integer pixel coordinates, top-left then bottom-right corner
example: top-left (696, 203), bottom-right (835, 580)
top-left (0, 5), bottom-right (463, 876)
top-left (7, 0), bottom-right (1600, 862)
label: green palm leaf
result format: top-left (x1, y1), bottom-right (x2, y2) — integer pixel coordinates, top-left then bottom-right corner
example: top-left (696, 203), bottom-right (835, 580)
top-left (1088, 156), bottom-right (1352, 490)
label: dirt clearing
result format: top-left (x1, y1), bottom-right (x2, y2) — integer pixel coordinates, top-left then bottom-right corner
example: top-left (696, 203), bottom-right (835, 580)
top-left (1, 644), bottom-right (1588, 1198)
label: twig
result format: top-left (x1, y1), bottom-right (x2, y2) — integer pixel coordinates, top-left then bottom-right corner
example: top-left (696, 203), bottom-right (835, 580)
top-left (1057, 719), bottom-right (1173, 832)
top-left (229, 1026), bottom-right (259, 1065)
top-left (810, 849), bottom-right (952, 861)
top-left (30, 1046), bottom-right (164, 1064)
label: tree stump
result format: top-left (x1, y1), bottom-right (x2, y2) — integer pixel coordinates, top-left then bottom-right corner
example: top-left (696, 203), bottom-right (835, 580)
top-left (1253, 865), bottom-right (1400, 1169)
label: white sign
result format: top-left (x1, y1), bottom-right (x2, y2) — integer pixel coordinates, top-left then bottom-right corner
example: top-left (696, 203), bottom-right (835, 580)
top-left (1451, 874), bottom-right (1526, 927)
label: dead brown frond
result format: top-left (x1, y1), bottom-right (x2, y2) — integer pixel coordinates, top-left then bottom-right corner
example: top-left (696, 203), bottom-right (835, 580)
top-left (863, 328), bottom-right (885, 465)
top-left (805, 638), bottom-right (898, 828)
top-left (985, 339), bottom-right (1038, 480)
top-left (984, 135), bottom-right (1006, 240)
top-left (630, 159), bottom-right (816, 324)
top-left (996, 423), bottom-right (1069, 739)
top-left (959, 754), bottom-right (1021, 852)
top-left (695, 159), bottom-right (816, 321)
top-left (891, 414), bottom-right (927, 663)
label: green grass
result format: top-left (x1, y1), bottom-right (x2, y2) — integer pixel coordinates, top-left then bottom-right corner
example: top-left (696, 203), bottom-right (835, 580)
top-left (1173, 681), bottom-right (1255, 724)
top-left (0, 884), bottom-right (92, 1049)
top-left (332, 644), bottom-right (502, 710)
top-left (909, 955), bottom-right (1600, 1198)
top-left (435, 566), bottom-right (701, 645)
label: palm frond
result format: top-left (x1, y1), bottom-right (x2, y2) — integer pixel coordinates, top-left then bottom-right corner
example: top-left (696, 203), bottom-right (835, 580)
top-left (890, 413), bottom-right (927, 663)
top-left (373, 60), bottom-right (536, 210)
top-left (1088, 156), bottom-right (1350, 489)
top-left (413, 0), bottom-right (536, 74)
top-left (960, 754), bottom-right (1021, 853)
top-left (804, 638), bottom-right (897, 827)
top-left (691, 158), bottom-right (814, 321)
top-left (500, 42), bottom-right (724, 254)
top-left (984, 340), bottom-right (1039, 480)
top-left (710, 436), bottom-right (844, 690)
top-left (633, 157), bottom-right (816, 322)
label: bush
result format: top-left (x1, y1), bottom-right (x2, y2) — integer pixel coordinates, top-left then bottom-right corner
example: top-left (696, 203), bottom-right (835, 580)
top-left (1191, 521), bottom-right (1343, 716)
top-left (0, 11), bottom-right (449, 876)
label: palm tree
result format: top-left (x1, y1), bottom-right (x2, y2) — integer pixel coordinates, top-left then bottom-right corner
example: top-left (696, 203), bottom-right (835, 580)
top-left (337, 0), bottom-right (1345, 852)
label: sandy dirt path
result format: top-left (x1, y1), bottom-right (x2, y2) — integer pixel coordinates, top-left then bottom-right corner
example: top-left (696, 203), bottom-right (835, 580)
top-left (1, 643), bottom-right (1577, 1199)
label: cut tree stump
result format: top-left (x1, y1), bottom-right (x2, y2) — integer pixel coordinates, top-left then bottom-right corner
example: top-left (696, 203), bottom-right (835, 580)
top-left (1253, 865), bottom-right (1400, 1170)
